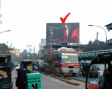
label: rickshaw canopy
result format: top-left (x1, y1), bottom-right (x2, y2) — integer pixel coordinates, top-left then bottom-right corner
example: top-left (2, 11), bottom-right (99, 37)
top-left (89, 52), bottom-right (112, 66)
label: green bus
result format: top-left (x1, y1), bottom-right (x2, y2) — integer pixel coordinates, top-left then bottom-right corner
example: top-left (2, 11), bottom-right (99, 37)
top-left (78, 49), bottom-right (111, 77)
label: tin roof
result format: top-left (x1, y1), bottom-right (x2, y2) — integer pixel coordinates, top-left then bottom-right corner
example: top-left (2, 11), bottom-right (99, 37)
top-left (0, 54), bottom-right (11, 57)
top-left (105, 23), bottom-right (112, 30)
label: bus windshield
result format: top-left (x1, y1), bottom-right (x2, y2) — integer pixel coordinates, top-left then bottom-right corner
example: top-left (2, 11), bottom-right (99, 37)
top-left (61, 53), bottom-right (78, 63)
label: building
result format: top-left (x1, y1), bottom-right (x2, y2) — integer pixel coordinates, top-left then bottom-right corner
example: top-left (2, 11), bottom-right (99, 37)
top-left (39, 38), bottom-right (46, 50)
top-left (9, 48), bottom-right (20, 56)
top-left (38, 39), bottom-right (46, 58)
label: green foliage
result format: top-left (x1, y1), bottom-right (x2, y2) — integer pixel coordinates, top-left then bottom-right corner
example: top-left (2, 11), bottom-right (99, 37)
top-left (42, 53), bottom-right (57, 66)
top-left (61, 74), bottom-right (65, 79)
top-left (0, 43), bottom-right (9, 50)
top-left (82, 40), bottom-right (112, 52)
top-left (18, 49), bottom-right (39, 61)
top-left (40, 66), bottom-right (46, 72)
top-left (40, 66), bottom-right (71, 80)
top-left (56, 71), bottom-right (62, 77)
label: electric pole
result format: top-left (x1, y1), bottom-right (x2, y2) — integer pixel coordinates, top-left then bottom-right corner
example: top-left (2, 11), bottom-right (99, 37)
top-left (26, 45), bottom-right (32, 59)
top-left (7, 41), bottom-right (8, 46)
top-left (96, 32), bottom-right (99, 50)
top-left (50, 44), bottom-right (52, 60)
top-left (34, 47), bottom-right (35, 61)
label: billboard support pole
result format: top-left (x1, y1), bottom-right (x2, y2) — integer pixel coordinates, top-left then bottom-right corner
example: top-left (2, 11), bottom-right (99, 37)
top-left (50, 44), bottom-right (52, 61)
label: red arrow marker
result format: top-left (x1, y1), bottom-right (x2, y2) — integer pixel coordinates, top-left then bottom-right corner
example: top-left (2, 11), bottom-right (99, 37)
top-left (60, 13), bottom-right (70, 23)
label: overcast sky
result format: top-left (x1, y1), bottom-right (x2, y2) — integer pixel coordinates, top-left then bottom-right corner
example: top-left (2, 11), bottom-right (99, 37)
top-left (1, 0), bottom-right (112, 53)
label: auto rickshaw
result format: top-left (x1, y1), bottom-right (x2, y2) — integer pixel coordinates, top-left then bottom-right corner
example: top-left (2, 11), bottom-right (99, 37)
top-left (20, 59), bottom-right (34, 72)
top-left (0, 54), bottom-right (13, 89)
top-left (86, 52), bottom-right (112, 89)
top-left (16, 59), bottom-right (39, 89)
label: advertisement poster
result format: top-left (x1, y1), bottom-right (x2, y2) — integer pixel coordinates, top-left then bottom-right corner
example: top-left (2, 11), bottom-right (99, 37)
top-left (46, 23), bottom-right (79, 43)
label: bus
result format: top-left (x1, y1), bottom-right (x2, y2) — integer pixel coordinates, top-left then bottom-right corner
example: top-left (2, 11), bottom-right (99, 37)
top-left (53, 47), bottom-right (82, 76)
top-left (78, 49), bottom-right (112, 77)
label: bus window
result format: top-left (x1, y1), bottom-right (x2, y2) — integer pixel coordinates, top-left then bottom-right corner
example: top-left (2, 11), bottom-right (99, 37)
top-left (79, 53), bottom-right (83, 61)
top-left (94, 52), bottom-right (98, 57)
top-left (101, 52), bottom-right (105, 54)
top-left (87, 53), bottom-right (92, 60)
top-left (104, 51), bottom-right (108, 53)
top-left (83, 53), bottom-right (87, 60)
top-left (97, 52), bottom-right (101, 55)
top-left (78, 54), bottom-right (81, 62)
top-left (91, 52), bottom-right (96, 59)
top-left (95, 52), bottom-right (99, 56)
top-left (80, 54), bottom-right (84, 60)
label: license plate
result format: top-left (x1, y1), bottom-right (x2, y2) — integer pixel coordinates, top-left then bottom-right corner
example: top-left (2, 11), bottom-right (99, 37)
top-left (3, 84), bottom-right (9, 88)
top-left (69, 70), bottom-right (73, 73)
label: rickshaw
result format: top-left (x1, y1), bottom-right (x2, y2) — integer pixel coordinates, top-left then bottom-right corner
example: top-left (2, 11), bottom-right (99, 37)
top-left (0, 54), bottom-right (13, 89)
top-left (86, 52), bottom-right (112, 89)
top-left (20, 59), bottom-right (34, 72)
top-left (16, 59), bottom-right (39, 89)
top-left (16, 59), bottom-right (33, 89)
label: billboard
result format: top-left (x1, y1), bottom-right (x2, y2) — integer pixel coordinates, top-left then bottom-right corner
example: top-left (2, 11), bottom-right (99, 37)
top-left (46, 23), bottom-right (79, 43)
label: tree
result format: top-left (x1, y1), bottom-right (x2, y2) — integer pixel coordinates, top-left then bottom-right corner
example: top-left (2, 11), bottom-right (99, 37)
top-left (88, 41), bottom-right (92, 45)
top-left (20, 49), bottom-right (28, 60)
top-left (0, 43), bottom-right (9, 50)
top-left (42, 52), bottom-right (57, 66)
top-left (82, 40), bottom-right (112, 52)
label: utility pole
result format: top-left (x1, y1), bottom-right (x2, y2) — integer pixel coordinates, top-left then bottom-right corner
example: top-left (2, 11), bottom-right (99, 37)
top-left (96, 32), bottom-right (99, 50)
top-left (34, 47), bottom-right (35, 61)
top-left (50, 44), bottom-right (52, 60)
top-left (7, 41), bottom-right (8, 46)
top-left (26, 45), bottom-right (32, 59)
top-left (11, 41), bottom-right (12, 47)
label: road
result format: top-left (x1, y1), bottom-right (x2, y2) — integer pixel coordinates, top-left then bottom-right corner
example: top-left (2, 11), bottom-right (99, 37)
top-left (12, 69), bottom-right (83, 89)
top-left (73, 73), bottom-right (96, 82)
top-left (41, 74), bottom-right (82, 89)
top-left (12, 68), bottom-right (17, 89)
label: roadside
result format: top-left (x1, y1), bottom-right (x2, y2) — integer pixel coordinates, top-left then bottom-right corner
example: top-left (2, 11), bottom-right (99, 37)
top-left (39, 71), bottom-right (85, 89)
top-left (72, 73), bottom-right (96, 82)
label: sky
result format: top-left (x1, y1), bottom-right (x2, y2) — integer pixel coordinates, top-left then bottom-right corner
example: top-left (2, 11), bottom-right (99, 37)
top-left (1, 0), bottom-right (112, 53)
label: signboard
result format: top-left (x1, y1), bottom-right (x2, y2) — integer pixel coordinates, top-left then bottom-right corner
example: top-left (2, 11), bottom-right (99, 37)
top-left (107, 39), bottom-right (112, 45)
top-left (27, 65), bottom-right (32, 71)
top-left (46, 23), bottom-right (79, 43)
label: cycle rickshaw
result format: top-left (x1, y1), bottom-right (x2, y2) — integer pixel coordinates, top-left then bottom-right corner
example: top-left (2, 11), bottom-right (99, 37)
top-left (86, 52), bottom-right (112, 89)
